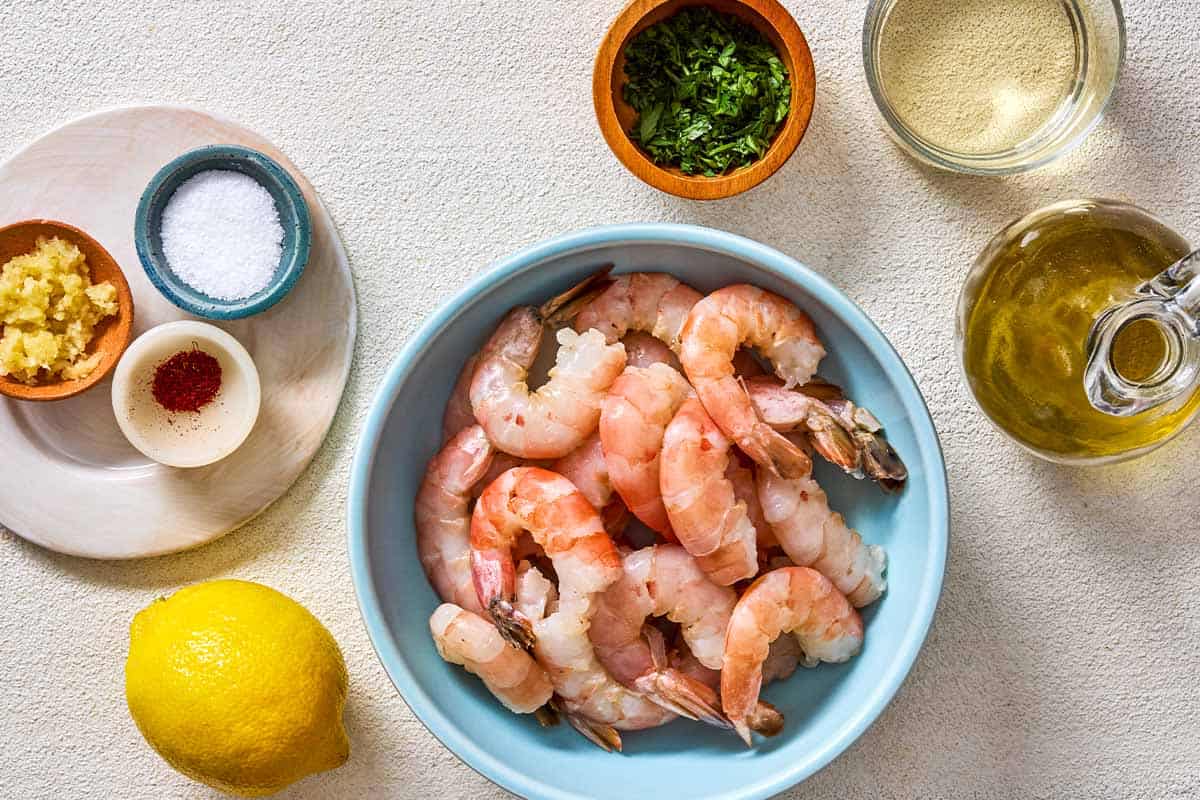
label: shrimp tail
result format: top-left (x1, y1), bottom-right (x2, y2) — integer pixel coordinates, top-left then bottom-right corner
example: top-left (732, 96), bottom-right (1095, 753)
top-left (814, 405), bottom-right (908, 490)
top-left (747, 699), bottom-right (785, 737)
top-left (740, 376), bottom-right (813, 479)
top-left (487, 597), bottom-right (536, 650)
top-left (538, 265), bottom-right (615, 328)
top-left (636, 669), bottom-right (732, 730)
top-left (534, 703), bottom-right (561, 727)
top-left (637, 626), bottom-right (732, 729)
top-left (728, 696), bottom-right (787, 745)
top-left (806, 414), bottom-right (862, 475)
top-left (547, 696), bottom-right (623, 751)
top-left (853, 428), bottom-right (908, 491)
top-left (804, 383), bottom-right (908, 489)
top-left (761, 425), bottom-right (814, 479)
top-left (748, 375), bottom-right (907, 488)
top-left (564, 710), bottom-right (624, 752)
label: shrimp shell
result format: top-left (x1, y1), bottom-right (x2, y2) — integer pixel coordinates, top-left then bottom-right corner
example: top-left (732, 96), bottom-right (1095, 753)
top-left (680, 285), bottom-right (825, 478)
top-left (722, 567), bottom-right (863, 745)
top-left (670, 636), bottom-right (789, 738)
top-left (659, 397), bottom-right (759, 585)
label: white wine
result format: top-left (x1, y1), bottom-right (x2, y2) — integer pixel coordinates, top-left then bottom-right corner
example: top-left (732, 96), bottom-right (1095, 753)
top-left (877, 0), bottom-right (1079, 154)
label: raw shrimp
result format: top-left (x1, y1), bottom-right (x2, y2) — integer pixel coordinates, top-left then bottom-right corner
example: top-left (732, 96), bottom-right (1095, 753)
top-left (470, 274), bottom-right (626, 460)
top-left (587, 544), bottom-right (788, 737)
top-left (659, 397), bottom-right (759, 585)
top-left (415, 425), bottom-right (495, 614)
top-left (551, 432), bottom-right (630, 538)
top-left (470, 467), bottom-right (674, 749)
top-left (600, 363), bottom-right (693, 538)
top-left (622, 330), bottom-right (681, 370)
top-left (746, 376), bottom-right (907, 490)
top-left (757, 464), bottom-right (887, 608)
top-left (589, 545), bottom-right (734, 725)
top-left (430, 603), bottom-right (554, 714)
top-left (470, 466), bottom-right (620, 646)
top-left (722, 567), bottom-right (864, 745)
top-left (574, 272), bottom-right (703, 354)
top-left (680, 285), bottom-right (826, 478)
top-left (442, 354), bottom-right (480, 443)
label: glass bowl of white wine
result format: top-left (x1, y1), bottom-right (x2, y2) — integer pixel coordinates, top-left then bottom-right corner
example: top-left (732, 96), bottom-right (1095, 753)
top-left (863, 0), bottom-right (1124, 175)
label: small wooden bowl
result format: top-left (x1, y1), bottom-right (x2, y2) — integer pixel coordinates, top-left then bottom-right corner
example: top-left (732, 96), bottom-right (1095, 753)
top-left (0, 220), bottom-right (135, 401)
top-left (594, 0), bottom-right (816, 200)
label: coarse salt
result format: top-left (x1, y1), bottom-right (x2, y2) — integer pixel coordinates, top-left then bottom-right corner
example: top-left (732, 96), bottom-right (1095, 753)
top-left (160, 170), bottom-right (284, 301)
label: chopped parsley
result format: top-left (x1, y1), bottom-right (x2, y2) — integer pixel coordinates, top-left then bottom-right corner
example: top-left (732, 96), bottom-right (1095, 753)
top-left (622, 6), bottom-right (792, 177)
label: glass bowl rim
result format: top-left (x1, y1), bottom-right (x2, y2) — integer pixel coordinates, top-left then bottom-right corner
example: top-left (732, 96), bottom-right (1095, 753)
top-left (861, 0), bottom-right (1127, 176)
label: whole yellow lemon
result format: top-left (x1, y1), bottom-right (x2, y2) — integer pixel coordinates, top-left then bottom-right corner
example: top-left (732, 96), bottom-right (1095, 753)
top-left (125, 580), bottom-right (350, 797)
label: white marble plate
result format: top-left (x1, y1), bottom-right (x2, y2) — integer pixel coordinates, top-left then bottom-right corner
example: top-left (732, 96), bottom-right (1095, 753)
top-left (0, 106), bottom-right (356, 558)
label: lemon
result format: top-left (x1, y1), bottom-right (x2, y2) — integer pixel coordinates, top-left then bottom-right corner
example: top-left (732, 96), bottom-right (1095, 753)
top-left (125, 580), bottom-right (350, 797)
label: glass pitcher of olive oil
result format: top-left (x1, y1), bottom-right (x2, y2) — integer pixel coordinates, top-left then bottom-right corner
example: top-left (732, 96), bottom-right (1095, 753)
top-left (958, 199), bottom-right (1200, 464)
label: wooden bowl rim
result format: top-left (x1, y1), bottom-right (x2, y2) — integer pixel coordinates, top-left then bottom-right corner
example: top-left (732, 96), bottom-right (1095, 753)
top-left (593, 0), bottom-right (816, 200)
top-left (0, 218), bottom-right (135, 401)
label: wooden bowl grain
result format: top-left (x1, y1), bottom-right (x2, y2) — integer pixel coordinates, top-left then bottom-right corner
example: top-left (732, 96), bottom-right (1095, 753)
top-left (0, 220), bottom-right (134, 401)
top-left (593, 0), bottom-right (816, 200)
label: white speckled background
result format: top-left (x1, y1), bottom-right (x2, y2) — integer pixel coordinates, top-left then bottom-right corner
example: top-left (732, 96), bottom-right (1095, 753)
top-left (2, 1), bottom-right (1198, 798)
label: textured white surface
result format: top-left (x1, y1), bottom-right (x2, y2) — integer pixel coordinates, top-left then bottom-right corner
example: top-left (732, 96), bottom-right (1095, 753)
top-left (1, 1), bottom-right (1198, 798)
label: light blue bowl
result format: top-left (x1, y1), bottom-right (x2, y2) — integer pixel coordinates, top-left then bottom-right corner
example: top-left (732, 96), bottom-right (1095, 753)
top-left (134, 145), bottom-right (312, 320)
top-left (348, 224), bottom-right (948, 800)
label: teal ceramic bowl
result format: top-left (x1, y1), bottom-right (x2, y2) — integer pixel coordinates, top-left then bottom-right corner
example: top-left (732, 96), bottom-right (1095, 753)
top-left (349, 224), bottom-right (948, 800)
top-left (134, 145), bottom-right (311, 320)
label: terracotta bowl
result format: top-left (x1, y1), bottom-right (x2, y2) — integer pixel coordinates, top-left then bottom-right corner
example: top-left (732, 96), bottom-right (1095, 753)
top-left (594, 0), bottom-right (816, 200)
top-left (0, 220), bottom-right (135, 401)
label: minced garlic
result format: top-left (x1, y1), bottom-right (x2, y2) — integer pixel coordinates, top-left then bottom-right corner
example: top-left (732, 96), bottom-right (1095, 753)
top-left (0, 236), bottom-right (118, 384)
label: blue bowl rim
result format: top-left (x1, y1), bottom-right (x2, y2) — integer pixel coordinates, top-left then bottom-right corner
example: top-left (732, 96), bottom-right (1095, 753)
top-left (347, 222), bottom-right (950, 800)
top-left (134, 144), bottom-right (313, 320)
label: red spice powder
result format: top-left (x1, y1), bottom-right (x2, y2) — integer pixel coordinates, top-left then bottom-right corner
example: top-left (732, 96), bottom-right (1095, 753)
top-left (152, 347), bottom-right (222, 413)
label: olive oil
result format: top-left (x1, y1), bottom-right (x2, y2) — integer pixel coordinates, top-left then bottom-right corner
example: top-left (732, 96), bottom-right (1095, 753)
top-left (961, 201), bottom-right (1200, 460)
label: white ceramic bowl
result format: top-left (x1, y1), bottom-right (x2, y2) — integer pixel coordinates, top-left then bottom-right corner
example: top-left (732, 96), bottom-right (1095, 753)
top-left (111, 320), bottom-right (261, 468)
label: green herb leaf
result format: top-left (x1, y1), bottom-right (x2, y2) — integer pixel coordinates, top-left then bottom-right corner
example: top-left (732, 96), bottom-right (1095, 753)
top-left (640, 101), bottom-right (664, 141)
top-left (622, 6), bottom-right (791, 176)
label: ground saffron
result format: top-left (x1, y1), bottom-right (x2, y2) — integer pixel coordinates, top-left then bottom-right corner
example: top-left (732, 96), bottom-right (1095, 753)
top-left (152, 347), bottom-right (222, 412)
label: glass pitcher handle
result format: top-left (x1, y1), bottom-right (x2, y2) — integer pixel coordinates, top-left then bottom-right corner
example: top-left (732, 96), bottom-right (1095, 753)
top-left (1085, 249), bottom-right (1200, 417)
